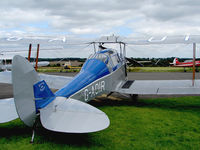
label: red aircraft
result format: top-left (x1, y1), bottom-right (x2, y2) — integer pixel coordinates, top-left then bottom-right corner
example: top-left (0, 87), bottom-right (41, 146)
top-left (171, 58), bottom-right (200, 72)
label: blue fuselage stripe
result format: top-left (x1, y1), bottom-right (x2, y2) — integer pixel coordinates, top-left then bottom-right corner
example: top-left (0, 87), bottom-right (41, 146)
top-left (55, 58), bottom-right (110, 98)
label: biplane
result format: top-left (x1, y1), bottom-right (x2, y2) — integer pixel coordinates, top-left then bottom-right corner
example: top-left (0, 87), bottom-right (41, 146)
top-left (0, 35), bottom-right (200, 142)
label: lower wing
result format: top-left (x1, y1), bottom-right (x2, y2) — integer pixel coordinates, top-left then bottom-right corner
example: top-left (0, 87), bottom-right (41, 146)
top-left (0, 98), bottom-right (18, 123)
top-left (0, 71), bottom-right (73, 90)
top-left (116, 80), bottom-right (200, 95)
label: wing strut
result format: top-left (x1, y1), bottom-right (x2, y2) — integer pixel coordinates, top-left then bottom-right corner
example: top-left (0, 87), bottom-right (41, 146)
top-left (35, 44), bottom-right (40, 71)
top-left (192, 43), bottom-right (196, 86)
top-left (28, 44), bottom-right (32, 62)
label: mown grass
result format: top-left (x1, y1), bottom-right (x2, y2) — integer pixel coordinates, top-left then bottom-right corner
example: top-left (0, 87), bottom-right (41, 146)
top-left (1, 96), bottom-right (200, 150)
top-left (127, 67), bottom-right (193, 72)
top-left (37, 66), bottom-right (80, 73)
top-left (37, 66), bottom-right (194, 73)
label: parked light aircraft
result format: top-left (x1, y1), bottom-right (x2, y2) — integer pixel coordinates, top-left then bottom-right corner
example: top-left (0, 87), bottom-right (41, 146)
top-left (0, 35), bottom-right (200, 142)
top-left (126, 57), bottom-right (161, 67)
top-left (171, 58), bottom-right (200, 72)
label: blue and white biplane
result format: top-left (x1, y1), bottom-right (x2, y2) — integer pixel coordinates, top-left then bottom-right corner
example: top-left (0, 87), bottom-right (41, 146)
top-left (0, 35), bottom-right (200, 142)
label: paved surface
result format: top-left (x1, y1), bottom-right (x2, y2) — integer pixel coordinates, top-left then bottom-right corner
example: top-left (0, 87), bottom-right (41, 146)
top-left (0, 72), bottom-right (199, 99)
top-left (47, 72), bottom-right (200, 80)
top-left (0, 83), bottom-right (13, 99)
top-left (128, 72), bottom-right (200, 80)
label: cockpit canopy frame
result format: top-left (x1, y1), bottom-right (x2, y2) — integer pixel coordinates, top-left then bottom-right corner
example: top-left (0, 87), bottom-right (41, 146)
top-left (88, 49), bottom-right (122, 72)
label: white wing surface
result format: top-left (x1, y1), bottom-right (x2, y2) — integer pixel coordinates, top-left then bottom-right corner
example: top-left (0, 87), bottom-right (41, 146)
top-left (117, 80), bottom-right (200, 95)
top-left (0, 71), bottom-right (73, 89)
top-left (0, 98), bottom-right (18, 123)
top-left (125, 35), bottom-right (200, 45)
top-left (0, 71), bottom-right (12, 84)
top-left (39, 74), bottom-right (73, 89)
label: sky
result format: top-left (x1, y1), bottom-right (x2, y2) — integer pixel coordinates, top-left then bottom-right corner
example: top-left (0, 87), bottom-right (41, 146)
top-left (0, 0), bottom-right (200, 58)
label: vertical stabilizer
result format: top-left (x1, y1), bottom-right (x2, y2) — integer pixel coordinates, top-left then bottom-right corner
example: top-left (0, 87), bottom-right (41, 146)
top-left (173, 58), bottom-right (179, 65)
top-left (12, 55), bottom-right (40, 127)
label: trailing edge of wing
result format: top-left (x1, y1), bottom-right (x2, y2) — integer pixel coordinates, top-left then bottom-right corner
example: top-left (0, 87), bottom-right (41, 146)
top-left (40, 97), bottom-right (110, 133)
top-left (117, 80), bottom-right (200, 95)
top-left (0, 98), bottom-right (18, 123)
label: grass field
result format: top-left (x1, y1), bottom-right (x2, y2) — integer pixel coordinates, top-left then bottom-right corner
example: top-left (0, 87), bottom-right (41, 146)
top-left (37, 66), bottom-right (194, 73)
top-left (1, 96), bottom-right (200, 150)
top-left (127, 67), bottom-right (194, 72)
top-left (37, 66), bottom-right (80, 73)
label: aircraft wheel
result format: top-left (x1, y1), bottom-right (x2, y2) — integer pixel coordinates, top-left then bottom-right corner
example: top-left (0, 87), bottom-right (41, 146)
top-left (129, 94), bottom-right (138, 102)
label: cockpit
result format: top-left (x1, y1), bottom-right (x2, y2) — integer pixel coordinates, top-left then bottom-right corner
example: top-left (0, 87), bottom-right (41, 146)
top-left (88, 49), bottom-right (122, 72)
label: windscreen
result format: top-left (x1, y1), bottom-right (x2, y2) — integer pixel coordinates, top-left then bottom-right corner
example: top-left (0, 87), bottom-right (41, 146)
top-left (88, 53), bottom-right (109, 64)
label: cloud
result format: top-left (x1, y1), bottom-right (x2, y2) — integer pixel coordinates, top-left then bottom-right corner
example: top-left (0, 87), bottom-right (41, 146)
top-left (1, 0), bottom-right (200, 35)
top-left (1, 0), bottom-right (200, 57)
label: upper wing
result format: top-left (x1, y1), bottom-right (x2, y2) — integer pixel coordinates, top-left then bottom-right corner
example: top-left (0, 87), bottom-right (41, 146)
top-left (116, 80), bottom-right (200, 95)
top-left (124, 35), bottom-right (200, 45)
top-left (91, 35), bottom-right (200, 45)
top-left (0, 71), bottom-right (73, 89)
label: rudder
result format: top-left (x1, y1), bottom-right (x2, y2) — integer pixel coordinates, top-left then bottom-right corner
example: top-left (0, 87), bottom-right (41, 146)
top-left (12, 55), bottom-right (40, 127)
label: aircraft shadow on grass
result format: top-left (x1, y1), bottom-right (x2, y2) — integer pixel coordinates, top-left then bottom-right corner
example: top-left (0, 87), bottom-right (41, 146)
top-left (0, 121), bottom-right (97, 146)
top-left (0, 124), bottom-right (30, 138)
top-left (91, 95), bottom-right (200, 113)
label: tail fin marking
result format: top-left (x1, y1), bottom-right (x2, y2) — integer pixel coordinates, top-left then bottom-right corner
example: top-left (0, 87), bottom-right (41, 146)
top-left (173, 58), bottom-right (179, 65)
top-left (34, 80), bottom-right (55, 110)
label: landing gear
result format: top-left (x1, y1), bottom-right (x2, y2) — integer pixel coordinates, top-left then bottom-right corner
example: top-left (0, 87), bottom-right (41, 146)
top-left (184, 67), bottom-right (186, 72)
top-left (129, 94), bottom-right (138, 102)
top-left (30, 115), bottom-right (39, 144)
top-left (30, 128), bottom-right (35, 143)
top-left (107, 92), bottom-right (113, 97)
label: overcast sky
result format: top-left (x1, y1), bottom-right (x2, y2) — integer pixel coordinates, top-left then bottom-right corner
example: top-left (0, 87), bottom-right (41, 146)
top-left (0, 0), bottom-right (200, 58)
